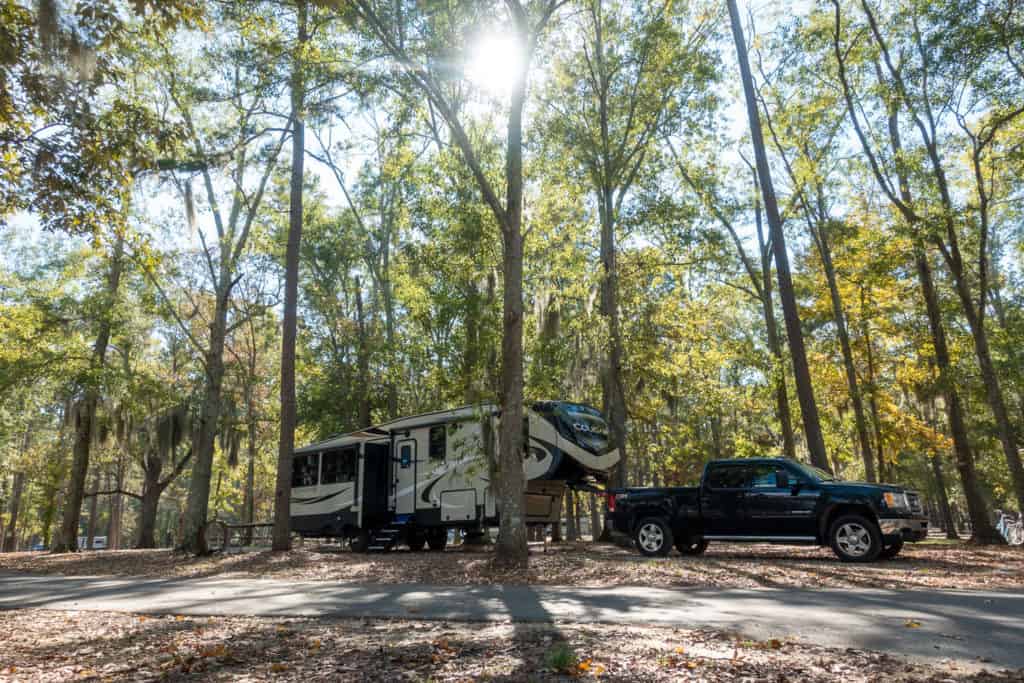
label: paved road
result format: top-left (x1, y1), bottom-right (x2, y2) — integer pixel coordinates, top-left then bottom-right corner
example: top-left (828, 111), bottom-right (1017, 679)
top-left (1, 573), bottom-right (1022, 670)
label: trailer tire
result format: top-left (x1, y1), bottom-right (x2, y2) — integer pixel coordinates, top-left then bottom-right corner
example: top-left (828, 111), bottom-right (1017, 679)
top-left (426, 529), bottom-right (447, 551)
top-left (675, 537), bottom-right (708, 556)
top-left (634, 517), bottom-right (673, 557)
top-left (349, 530), bottom-right (370, 553)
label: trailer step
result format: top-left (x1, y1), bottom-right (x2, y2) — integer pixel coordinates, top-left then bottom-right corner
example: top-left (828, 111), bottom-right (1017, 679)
top-left (367, 525), bottom-right (405, 552)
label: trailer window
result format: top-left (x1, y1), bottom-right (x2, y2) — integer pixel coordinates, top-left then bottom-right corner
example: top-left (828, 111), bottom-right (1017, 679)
top-left (429, 426), bottom-right (446, 461)
top-left (321, 447), bottom-right (357, 484)
top-left (292, 453), bottom-right (319, 488)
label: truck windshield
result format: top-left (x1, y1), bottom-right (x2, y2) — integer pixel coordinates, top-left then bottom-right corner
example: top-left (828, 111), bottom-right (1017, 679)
top-left (792, 462), bottom-right (840, 482)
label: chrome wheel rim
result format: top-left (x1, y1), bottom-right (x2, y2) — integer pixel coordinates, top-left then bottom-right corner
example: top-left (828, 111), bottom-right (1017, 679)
top-left (638, 523), bottom-right (664, 553)
top-left (836, 522), bottom-right (871, 557)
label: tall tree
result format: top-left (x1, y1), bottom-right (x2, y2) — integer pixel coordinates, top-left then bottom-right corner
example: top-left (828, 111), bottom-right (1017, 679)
top-left (345, 0), bottom-right (567, 568)
top-left (727, 0), bottom-right (830, 471)
top-left (547, 0), bottom-right (715, 487)
top-left (273, 0), bottom-right (309, 553)
top-left (53, 234), bottom-right (125, 552)
top-left (150, 12), bottom-right (291, 553)
top-left (829, 0), bottom-right (998, 540)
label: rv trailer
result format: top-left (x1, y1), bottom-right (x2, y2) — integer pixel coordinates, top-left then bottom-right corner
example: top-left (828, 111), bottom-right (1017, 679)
top-left (290, 401), bottom-right (619, 551)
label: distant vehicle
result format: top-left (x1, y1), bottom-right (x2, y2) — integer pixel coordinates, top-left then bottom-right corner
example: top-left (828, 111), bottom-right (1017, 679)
top-left (76, 536), bottom-right (108, 550)
top-left (291, 402), bottom-right (620, 552)
top-left (607, 457), bottom-right (928, 562)
top-left (30, 543), bottom-right (47, 551)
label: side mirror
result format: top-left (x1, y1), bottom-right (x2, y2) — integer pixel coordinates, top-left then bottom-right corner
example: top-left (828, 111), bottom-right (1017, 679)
top-left (775, 470), bottom-right (789, 489)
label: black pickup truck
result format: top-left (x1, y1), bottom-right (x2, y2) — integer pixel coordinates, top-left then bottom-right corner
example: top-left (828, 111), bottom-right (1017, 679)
top-left (607, 458), bottom-right (928, 562)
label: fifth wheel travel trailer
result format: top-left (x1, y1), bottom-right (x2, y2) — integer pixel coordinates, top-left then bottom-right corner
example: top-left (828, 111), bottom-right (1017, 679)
top-left (290, 401), bottom-right (619, 551)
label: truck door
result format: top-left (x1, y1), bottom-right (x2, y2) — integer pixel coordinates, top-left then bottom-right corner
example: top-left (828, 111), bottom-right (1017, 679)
top-left (744, 463), bottom-right (819, 538)
top-left (700, 463), bottom-right (751, 535)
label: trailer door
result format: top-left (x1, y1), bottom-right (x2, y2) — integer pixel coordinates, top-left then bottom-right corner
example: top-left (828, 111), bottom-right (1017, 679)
top-left (394, 438), bottom-right (418, 515)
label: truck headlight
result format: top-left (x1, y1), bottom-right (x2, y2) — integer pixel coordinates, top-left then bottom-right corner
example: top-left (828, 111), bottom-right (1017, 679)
top-left (883, 492), bottom-right (909, 510)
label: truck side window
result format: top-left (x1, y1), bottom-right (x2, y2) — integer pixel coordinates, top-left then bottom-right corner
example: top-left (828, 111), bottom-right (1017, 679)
top-left (429, 426), bottom-right (446, 461)
top-left (705, 465), bottom-right (749, 489)
top-left (749, 464), bottom-right (780, 488)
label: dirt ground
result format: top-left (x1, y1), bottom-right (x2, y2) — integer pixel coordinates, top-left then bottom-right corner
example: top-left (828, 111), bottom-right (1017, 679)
top-left (1, 540), bottom-right (1021, 591)
top-left (0, 609), bottom-right (1020, 682)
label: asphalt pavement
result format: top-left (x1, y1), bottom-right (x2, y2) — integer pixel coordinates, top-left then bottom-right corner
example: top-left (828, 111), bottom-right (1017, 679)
top-left (1, 573), bottom-right (1022, 670)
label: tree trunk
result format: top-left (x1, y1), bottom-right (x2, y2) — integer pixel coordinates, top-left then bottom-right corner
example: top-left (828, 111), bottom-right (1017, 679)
top-left (599, 187), bottom-right (629, 488)
top-left (492, 11), bottom-right (531, 569)
top-left (815, 224), bottom-right (875, 481)
top-left (108, 462), bottom-right (124, 550)
top-left (565, 489), bottom-right (578, 542)
top-left (753, 189), bottom-right (796, 460)
top-left (589, 493), bottom-right (601, 542)
top-left (952, 283), bottom-right (1024, 513)
top-left (495, 218), bottom-right (527, 565)
top-left (728, 0), bottom-right (830, 471)
top-left (354, 277), bottom-right (372, 428)
top-left (929, 452), bottom-right (958, 541)
top-left (181, 313), bottom-right (227, 554)
top-left (273, 0), bottom-right (307, 553)
top-left (2, 472), bottom-right (25, 552)
top-left (914, 248), bottom-right (998, 542)
top-left (244, 408), bottom-right (257, 545)
top-left (860, 291), bottom-right (887, 481)
top-left (550, 491), bottom-right (563, 543)
top-left (137, 453), bottom-right (164, 549)
top-left (86, 470), bottom-right (100, 549)
top-left (55, 236), bottom-right (124, 553)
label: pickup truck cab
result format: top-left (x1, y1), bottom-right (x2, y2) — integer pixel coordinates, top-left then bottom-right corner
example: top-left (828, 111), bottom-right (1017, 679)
top-left (607, 458), bottom-right (928, 562)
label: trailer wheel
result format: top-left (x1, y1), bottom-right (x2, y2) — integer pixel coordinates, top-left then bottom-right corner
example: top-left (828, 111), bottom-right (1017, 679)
top-left (426, 528), bottom-right (447, 551)
top-left (634, 517), bottom-right (673, 557)
top-left (349, 530), bottom-right (370, 553)
top-left (407, 531), bottom-right (426, 552)
top-left (675, 537), bottom-right (708, 556)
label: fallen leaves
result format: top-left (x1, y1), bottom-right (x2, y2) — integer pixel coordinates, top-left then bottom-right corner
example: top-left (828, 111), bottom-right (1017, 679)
top-left (1, 542), bottom-right (1022, 592)
top-left (0, 610), bottom-right (1020, 682)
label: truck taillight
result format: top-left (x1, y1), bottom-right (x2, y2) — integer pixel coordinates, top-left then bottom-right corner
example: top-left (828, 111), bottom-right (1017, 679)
top-left (607, 493), bottom-right (616, 512)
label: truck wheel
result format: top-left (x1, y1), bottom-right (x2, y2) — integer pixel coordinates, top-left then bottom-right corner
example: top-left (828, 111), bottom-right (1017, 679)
top-left (634, 517), bottom-right (673, 557)
top-left (879, 538), bottom-right (904, 559)
top-left (349, 530), bottom-right (370, 553)
top-left (426, 528), bottom-right (448, 551)
top-left (829, 515), bottom-right (882, 562)
top-left (675, 537), bottom-right (708, 556)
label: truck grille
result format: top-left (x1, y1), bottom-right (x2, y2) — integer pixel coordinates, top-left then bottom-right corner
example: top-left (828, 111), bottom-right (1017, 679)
top-left (906, 491), bottom-right (923, 515)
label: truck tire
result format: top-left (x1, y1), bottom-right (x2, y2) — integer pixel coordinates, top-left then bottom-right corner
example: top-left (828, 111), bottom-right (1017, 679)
top-left (349, 530), bottom-right (370, 553)
top-left (829, 515), bottom-right (882, 562)
top-left (426, 528), bottom-right (447, 551)
top-left (675, 537), bottom-right (709, 556)
top-left (879, 538), bottom-right (904, 559)
top-left (634, 517), bottom-right (673, 557)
